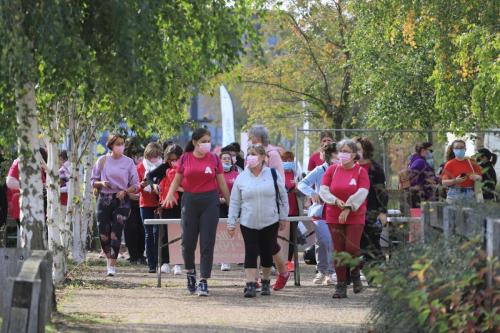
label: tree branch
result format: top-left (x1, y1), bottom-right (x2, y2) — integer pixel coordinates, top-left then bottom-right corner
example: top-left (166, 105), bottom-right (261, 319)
top-left (284, 12), bottom-right (333, 104)
top-left (241, 79), bottom-right (327, 109)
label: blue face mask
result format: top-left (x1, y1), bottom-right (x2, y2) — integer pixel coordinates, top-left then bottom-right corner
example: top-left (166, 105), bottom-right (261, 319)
top-left (283, 161), bottom-right (295, 171)
top-left (223, 163), bottom-right (232, 172)
top-left (453, 149), bottom-right (466, 159)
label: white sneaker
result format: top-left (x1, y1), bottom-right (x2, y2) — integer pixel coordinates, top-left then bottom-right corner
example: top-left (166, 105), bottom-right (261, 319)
top-left (107, 266), bottom-right (116, 277)
top-left (220, 263), bottom-right (231, 271)
top-left (161, 263), bottom-right (171, 274)
top-left (324, 273), bottom-right (335, 285)
top-left (173, 265), bottom-right (182, 275)
top-left (313, 272), bottom-right (326, 284)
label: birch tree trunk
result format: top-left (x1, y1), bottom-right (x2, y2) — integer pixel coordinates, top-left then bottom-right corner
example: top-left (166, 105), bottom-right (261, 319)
top-left (82, 139), bottom-right (97, 253)
top-left (16, 82), bottom-right (46, 250)
top-left (45, 134), bottom-right (66, 282)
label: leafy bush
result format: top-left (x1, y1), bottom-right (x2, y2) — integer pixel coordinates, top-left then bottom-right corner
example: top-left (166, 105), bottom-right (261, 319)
top-left (366, 237), bottom-right (499, 333)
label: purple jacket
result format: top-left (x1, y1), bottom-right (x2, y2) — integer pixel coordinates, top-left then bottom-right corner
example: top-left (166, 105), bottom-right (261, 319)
top-left (91, 155), bottom-right (139, 194)
top-left (409, 154), bottom-right (437, 201)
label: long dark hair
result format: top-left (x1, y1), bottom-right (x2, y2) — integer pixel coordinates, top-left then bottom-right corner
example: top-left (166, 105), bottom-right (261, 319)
top-left (185, 128), bottom-right (211, 153)
top-left (478, 148), bottom-right (497, 166)
top-left (322, 142), bottom-right (337, 165)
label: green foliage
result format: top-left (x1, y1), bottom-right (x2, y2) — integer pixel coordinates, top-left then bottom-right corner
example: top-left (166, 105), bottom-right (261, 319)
top-left (366, 237), bottom-right (499, 333)
top-left (221, 0), bottom-right (355, 141)
top-left (350, 0), bottom-right (499, 133)
top-left (0, 1), bottom-right (264, 142)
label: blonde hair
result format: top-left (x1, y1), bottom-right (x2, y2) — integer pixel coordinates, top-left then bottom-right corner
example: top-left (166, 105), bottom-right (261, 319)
top-left (247, 144), bottom-right (267, 157)
top-left (144, 142), bottom-right (163, 159)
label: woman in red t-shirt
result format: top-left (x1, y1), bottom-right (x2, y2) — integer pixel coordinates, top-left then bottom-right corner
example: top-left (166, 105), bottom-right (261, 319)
top-left (281, 150), bottom-right (300, 271)
top-left (165, 128), bottom-right (230, 296)
top-left (441, 139), bottom-right (482, 203)
top-left (320, 139), bottom-right (370, 298)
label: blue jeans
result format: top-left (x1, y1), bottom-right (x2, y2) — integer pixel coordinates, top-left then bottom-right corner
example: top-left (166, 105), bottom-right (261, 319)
top-left (141, 207), bottom-right (168, 270)
top-left (446, 187), bottom-right (474, 204)
top-left (313, 219), bottom-right (334, 274)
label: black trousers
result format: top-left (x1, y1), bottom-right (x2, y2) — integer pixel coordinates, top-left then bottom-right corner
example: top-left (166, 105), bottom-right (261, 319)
top-left (124, 200), bottom-right (145, 261)
top-left (240, 222), bottom-right (279, 269)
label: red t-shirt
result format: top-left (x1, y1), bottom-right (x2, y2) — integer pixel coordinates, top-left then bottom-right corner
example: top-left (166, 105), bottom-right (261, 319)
top-left (441, 158), bottom-right (482, 188)
top-left (308, 151), bottom-right (323, 171)
top-left (321, 164), bottom-right (370, 225)
top-left (177, 152), bottom-right (222, 193)
top-left (137, 163), bottom-right (160, 208)
top-left (7, 160), bottom-right (21, 219)
top-left (285, 170), bottom-right (299, 216)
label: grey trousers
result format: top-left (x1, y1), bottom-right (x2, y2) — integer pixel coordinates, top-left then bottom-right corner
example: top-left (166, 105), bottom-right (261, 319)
top-left (181, 191), bottom-right (220, 278)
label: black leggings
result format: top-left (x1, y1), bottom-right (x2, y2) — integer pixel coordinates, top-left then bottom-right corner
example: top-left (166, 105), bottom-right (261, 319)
top-left (97, 193), bottom-right (131, 259)
top-left (240, 222), bottom-right (279, 269)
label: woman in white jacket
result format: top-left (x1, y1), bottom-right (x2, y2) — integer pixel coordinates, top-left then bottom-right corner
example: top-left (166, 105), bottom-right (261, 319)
top-left (227, 144), bottom-right (289, 298)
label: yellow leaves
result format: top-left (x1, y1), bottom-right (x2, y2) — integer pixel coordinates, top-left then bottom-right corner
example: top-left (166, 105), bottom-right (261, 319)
top-left (403, 10), bottom-right (417, 49)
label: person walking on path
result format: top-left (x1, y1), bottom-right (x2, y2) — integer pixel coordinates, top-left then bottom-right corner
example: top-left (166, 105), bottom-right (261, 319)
top-left (408, 142), bottom-right (437, 207)
top-left (320, 139), bottom-right (370, 298)
top-left (441, 140), bottom-right (482, 203)
top-left (227, 144), bottom-right (289, 298)
top-left (91, 134), bottom-right (139, 277)
top-left (164, 128), bottom-right (230, 296)
top-left (219, 150), bottom-right (240, 272)
top-left (355, 137), bottom-right (387, 265)
top-left (248, 124), bottom-right (290, 290)
top-left (298, 143), bottom-right (337, 285)
top-left (308, 131), bottom-right (335, 172)
top-left (137, 142), bottom-right (164, 272)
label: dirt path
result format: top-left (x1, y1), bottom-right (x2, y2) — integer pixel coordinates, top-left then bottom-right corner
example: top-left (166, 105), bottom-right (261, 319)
top-left (52, 255), bottom-right (374, 333)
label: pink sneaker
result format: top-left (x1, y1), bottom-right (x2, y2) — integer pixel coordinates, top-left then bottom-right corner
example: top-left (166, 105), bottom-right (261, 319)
top-left (272, 272), bottom-right (290, 291)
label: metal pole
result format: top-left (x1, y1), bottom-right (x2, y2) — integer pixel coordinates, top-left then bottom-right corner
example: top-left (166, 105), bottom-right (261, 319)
top-left (157, 225), bottom-right (162, 288)
top-left (292, 221), bottom-right (300, 286)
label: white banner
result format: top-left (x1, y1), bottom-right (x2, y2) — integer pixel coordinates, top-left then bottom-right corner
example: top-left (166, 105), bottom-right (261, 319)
top-left (220, 85), bottom-right (235, 146)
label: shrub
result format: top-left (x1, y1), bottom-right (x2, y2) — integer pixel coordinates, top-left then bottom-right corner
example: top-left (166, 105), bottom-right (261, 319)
top-left (366, 237), bottom-right (499, 333)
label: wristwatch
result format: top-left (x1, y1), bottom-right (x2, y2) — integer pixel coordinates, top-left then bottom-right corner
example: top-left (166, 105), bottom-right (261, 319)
top-left (343, 206), bottom-right (352, 210)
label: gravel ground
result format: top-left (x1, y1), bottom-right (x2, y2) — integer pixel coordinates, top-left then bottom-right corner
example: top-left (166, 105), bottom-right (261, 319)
top-left (53, 253), bottom-right (374, 333)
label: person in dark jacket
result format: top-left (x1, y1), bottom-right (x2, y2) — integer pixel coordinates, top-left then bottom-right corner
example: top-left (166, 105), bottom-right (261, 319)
top-left (355, 137), bottom-right (388, 264)
top-left (477, 148), bottom-right (498, 201)
top-left (408, 142), bottom-right (437, 207)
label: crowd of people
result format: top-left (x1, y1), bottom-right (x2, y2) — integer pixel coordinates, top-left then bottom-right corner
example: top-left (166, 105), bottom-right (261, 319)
top-left (1, 126), bottom-right (498, 299)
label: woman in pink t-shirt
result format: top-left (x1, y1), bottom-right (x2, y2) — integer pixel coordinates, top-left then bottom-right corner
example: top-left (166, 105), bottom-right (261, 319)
top-left (165, 128), bottom-right (230, 296)
top-left (320, 139), bottom-right (370, 298)
top-left (219, 150), bottom-right (240, 272)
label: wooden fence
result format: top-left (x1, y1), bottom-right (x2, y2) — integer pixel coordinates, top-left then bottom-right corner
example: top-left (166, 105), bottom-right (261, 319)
top-left (1, 249), bottom-right (54, 333)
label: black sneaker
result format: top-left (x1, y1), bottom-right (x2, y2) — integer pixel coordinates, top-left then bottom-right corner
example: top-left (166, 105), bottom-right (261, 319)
top-left (187, 271), bottom-right (197, 294)
top-left (197, 279), bottom-right (209, 296)
top-left (244, 282), bottom-right (256, 298)
top-left (148, 267), bottom-right (156, 273)
top-left (261, 279), bottom-right (271, 296)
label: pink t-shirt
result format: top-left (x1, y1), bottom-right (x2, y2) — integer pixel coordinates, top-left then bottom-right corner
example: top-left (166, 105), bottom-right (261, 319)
top-left (223, 169), bottom-right (239, 193)
top-left (321, 163), bottom-right (370, 225)
top-left (177, 152), bottom-right (222, 193)
top-left (308, 151), bottom-right (323, 171)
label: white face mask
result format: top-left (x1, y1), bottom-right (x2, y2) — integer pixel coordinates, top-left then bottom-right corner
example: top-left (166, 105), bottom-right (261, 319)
top-left (246, 155), bottom-right (260, 168)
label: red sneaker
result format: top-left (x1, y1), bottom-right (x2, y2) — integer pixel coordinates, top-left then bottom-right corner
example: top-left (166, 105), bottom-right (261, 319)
top-left (287, 261), bottom-right (295, 272)
top-left (272, 272), bottom-right (290, 291)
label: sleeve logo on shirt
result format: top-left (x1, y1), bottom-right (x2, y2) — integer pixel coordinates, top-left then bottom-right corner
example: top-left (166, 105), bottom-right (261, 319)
top-left (349, 178), bottom-right (357, 186)
top-left (205, 166), bottom-right (213, 174)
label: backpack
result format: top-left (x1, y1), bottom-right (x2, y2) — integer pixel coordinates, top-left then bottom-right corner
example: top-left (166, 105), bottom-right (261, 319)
top-left (398, 164), bottom-right (411, 190)
top-left (270, 168), bottom-right (282, 214)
